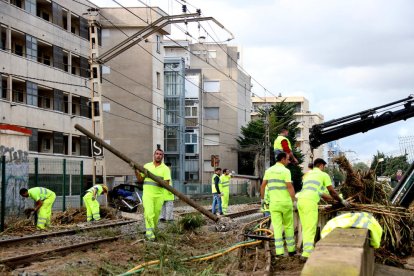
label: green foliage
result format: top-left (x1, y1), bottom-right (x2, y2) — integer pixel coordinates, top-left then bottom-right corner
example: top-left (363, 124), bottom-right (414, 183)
top-left (238, 101), bottom-right (304, 190)
top-left (370, 151), bottom-right (410, 179)
top-left (353, 162), bottom-right (369, 172)
top-left (179, 213), bottom-right (206, 231)
top-left (325, 166), bottom-right (345, 184)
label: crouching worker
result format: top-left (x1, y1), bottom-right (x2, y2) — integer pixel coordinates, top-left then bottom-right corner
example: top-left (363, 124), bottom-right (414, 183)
top-left (83, 184), bottom-right (108, 222)
top-left (20, 187), bottom-right (56, 230)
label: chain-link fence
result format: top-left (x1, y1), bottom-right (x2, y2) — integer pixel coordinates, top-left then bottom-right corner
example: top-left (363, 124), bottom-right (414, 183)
top-left (0, 156), bottom-right (83, 231)
top-left (179, 179), bottom-right (250, 196)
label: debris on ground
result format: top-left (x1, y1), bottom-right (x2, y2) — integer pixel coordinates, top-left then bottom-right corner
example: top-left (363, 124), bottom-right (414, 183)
top-left (322, 156), bottom-right (414, 267)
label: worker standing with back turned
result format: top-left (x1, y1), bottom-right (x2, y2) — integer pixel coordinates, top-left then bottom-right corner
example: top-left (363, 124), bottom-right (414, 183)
top-left (260, 152), bottom-right (297, 257)
top-left (19, 187), bottom-right (56, 230)
top-left (297, 158), bottom-right (351, 262)
top-left (133, 149), bottom-right (171, 241)
top-left (274, 128), bottom-right (298, 164)
top-left (83, 184), bottom-right (108, 222)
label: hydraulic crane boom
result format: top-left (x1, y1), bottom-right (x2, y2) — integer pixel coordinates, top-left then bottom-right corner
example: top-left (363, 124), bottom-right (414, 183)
top-left (309, 95), bottom-right (414, 149)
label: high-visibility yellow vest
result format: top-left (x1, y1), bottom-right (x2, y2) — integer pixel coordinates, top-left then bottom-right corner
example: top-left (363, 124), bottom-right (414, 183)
top-left (219, 174), bottom-right (231, 191)
top-left (28, 187), bottom-right (54, 201)
top-left (211, 173), bottom-right (220, 193)
top-left (297, 168), bottom-right (331, 203)
top-left (87, 185), bottom-right (104, 196)
top-left (321, 212), bottom-right (383, 248)
top-left (263, 162), bottom-right (292, 202)
top-left (273, 135), bottom-right (292, 151)
top-left (142, 162), bottom-right (171, 196)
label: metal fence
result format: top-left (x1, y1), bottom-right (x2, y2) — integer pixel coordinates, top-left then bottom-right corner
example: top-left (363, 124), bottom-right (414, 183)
top-left (178, 179), bottom-right (250, 196)
top-left (0, 156), bottom-right (83, 231)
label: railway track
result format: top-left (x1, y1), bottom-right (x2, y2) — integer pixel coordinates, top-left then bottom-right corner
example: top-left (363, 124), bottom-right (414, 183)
top-left (0, 219), bottom-right (137, 246)
top-left (224, 208), bottom-right (260, 219)
top-left (0, 235), bottom-right (123, 269)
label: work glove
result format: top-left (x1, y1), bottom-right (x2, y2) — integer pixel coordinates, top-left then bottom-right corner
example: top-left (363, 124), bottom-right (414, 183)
top-left (28, 210), bottom-right (35, 220)
top-left (260, 199), bottom-right (265, 209)
top-left (341, 199), bottom-right (351, 208)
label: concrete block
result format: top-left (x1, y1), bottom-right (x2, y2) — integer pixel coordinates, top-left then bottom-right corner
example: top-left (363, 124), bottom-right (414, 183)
top-left (301, 228), bottom-right (375, 276)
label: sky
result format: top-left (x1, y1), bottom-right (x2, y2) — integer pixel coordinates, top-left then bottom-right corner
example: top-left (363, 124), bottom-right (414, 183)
top-left (90, 0), bottom-right (414, 164)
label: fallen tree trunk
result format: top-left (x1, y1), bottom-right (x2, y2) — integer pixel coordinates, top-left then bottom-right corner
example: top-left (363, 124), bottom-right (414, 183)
top-left (75, 124), bottom-right (219, 222)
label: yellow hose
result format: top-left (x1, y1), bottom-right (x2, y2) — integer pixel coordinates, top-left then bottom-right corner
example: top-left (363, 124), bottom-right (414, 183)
top-left (127, 260), bottom-right (161, 273)
top-left (193, 240), bottom-right (262, 262)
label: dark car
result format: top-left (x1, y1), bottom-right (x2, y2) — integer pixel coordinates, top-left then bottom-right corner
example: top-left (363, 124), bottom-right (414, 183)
top-left (108, 183), bottom-right (142, 213)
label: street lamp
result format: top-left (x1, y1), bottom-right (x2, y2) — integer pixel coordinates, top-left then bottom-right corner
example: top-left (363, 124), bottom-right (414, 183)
top-left (374, 158), bottom-right (384, 176)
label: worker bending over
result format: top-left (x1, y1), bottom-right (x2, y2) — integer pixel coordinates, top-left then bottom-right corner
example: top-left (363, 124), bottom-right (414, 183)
top-left (134, 149), bottom-right (171, 240)
top-left (296, 158), bottom-right (351, 261)
top-left (219, 169), bottom-right (232, 214)
top-left (20, 187), bottom-right (56, 230)
top-left (260, 152), bottom-right (297, 257)
top-left (83, 184), bottom-right (108, 222)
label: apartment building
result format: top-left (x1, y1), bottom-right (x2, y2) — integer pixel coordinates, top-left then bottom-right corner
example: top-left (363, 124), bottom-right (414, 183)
top-left (0, 0), bottom-right (98, 177)
top-left (165, 41), bottom-right (252, 184)
top-left (99, 7), bottom-right (171, 184)
top-left (251, 96), bottom-right (324, 166)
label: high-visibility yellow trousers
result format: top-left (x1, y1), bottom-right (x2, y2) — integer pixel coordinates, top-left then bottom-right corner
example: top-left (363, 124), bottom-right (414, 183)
top-left (142, 193), bottom-right (164, 240)
top-left (297, 198), bottom-right (318, 257)
top-left (221, 188), bottom-right (230, 214)
top-left (37, 192), bottom-right (56, 229)
top-left (83, 192), bottom-right (101, 222)
top-left (269, 201), bottom-right (295, 255)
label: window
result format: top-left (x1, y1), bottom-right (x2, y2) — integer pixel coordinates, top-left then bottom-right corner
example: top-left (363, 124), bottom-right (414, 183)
top-left (52, 2), bottom-right (64, 28)
top-left (204, 107), bottom-right (219, 120)
top-left (80, 56), bottom-right (89, 78)
top-left (204, 134), bottom-right (219, 146)
top-left (53, 45), bottom-right (64, 70)
top-left (185, 132), bottom-right (198, 154)
top-left (26, 35), bottom-right (37, 61)
top-left (53, 89), bottom-right (63, 112)
top-left (185, 75), bottom-right (200, 98)
top-left (156, 35), bottom-right (161, 53)
top-left (207, 50), bottom-right (217, 58)
top-left (42, 138), bottom-right (51, 151)
top-left (79, 17), bottom-right (89, 40)
top-left (53, 132), bottom-right (64, 154)
top-left (26, 81), bottom-right (38, 106)
top-left (25, 0), bottom-right (36, 15)
top-left (103, 102), bottom-right (110, 112)
top-left (157, 107), bottom-right (161, 125)
top-left (29, 128), bottom-right (38, 152)
top-left (203, 80), bottom-right (220, 93)
top-left (156, 72), bottom-right (161, 90)
top-left (1, 79), bottom-right (6, 99)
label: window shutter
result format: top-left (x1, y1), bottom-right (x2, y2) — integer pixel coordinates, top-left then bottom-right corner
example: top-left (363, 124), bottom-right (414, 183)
top-left (80, 96), bottom-right (89, 117)
top-left (53, 45), bottom-right (64, 70)
top-left (80, 56), bottom-right (89, 78)
top-left (98, 27), bottom-right (102, 46)
top-left (53, 132), bottom-right (64, 154)
top-left (53, 89), bottom-right (63, 112)
top-left (52, 2), bottom-right (64, 28)
top-left (29, 128), bottom-right (38, 152)
top-left (79, 17), bottom-right (89, 40)
top-left (80, 136), bottom-right (91, 156)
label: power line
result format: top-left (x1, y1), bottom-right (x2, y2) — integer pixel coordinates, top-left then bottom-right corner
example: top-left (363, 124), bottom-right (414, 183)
top-left (0, 72), bottom-right (89, 88)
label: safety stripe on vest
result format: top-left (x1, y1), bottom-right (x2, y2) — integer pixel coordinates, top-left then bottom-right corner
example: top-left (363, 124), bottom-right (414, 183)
top-left (303, 180), bottom-right (320, 186)
top-left (302, 186), bottom-right (318, 192)
top-left (274, 238), bottom-right (284, 242)
top-left (362, 214), bottom-right (373, 228)
top-left (286, 241), bottom-right (295, 246)
top-left (268, 186), bottom-right (287, 191)
top-left (286, 236), bottom-right (294, 240)
top-left (222, 184), bottom-right (229, 187)
top-left (351, 213), bottom-right (365, 228)
top-left (275, 245), bottom-right (284, 249)
top-left (221, 181), bottom-right (230, 184)
top-left (144, 181), bottom-right (160, 187)
top-left (268, 179), bottom-right (285, 184)
top-left (304, 249), bottom-right (313, 253)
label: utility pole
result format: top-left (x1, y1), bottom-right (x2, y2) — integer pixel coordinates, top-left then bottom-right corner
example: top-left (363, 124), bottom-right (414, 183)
top-left (87, 8), bottom-right (106, 186)
top-left (264, 104), bottom-right (270, 169)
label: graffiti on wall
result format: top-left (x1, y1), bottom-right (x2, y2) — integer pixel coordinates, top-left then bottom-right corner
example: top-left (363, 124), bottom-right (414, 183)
top-left (1, 145), bottom-right (29, 216)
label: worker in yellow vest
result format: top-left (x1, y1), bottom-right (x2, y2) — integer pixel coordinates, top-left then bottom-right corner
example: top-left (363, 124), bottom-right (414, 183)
top-left (211, 167), bottom-right (223, 215)
top-left (260, 152), bottom-right (297, 257)
top-left (273, 128), bottom-right (298, 164)
top-left (83, 184), bottom-right (108, 222)
top-left (20, 187), bottom-right (56, 230)
top-left (160, 162), bottom-right (174, 222)
top-left (321, 212), bottom-right (383, 249)
top-left (219, 169), bottom-right (232, 214)
top-left (134, 149), bottom-right (171, 241)
top-left (296, 158), bottom-right (351, 262)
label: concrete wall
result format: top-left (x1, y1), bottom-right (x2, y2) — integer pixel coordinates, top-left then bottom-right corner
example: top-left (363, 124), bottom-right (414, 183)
top-left (301, 228), bottom-right (375, 276)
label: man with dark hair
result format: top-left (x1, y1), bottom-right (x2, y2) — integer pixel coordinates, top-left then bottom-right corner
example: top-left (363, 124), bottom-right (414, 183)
top-left (260, 152), bottom-right (297, 257)
top-left (20, 187), bottom-right (56, 230)
top-left (133, 149), bottom-right (171, 240)
top-left (296, 158), bottom-right (351, 261)
top-left (273, 128), bottom-right (298, 164)
top-left (160, 162), bottom-right (174, 222)
top-left (211, 167), bottom-right (223, 215)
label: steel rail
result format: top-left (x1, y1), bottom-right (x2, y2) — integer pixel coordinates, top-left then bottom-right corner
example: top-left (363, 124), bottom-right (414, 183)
top-left (0, 219), bottom-right (136, 246)
top-left (0, 235), bottom-right (122, 268)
